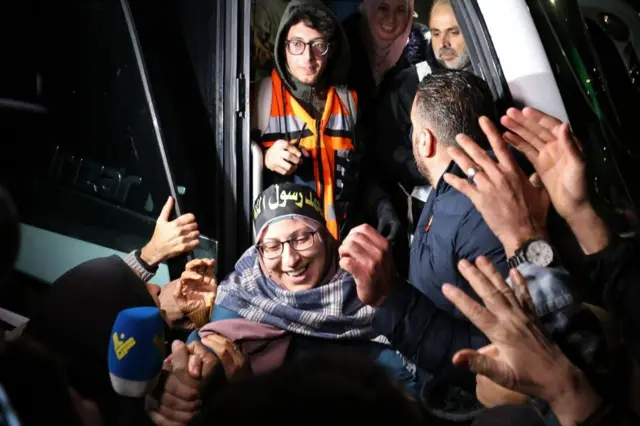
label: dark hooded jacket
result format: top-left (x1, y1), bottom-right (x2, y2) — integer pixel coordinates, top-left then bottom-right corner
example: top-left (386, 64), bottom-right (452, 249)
top-left (273, 0), bottom-right (352, 118)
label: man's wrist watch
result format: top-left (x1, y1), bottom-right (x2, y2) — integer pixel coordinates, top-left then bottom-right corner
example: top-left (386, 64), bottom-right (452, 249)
top-left (507, 238), bottom-right (555, 269)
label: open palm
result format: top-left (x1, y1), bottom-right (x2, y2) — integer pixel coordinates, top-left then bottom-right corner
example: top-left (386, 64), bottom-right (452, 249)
top-left (443, 258), bottom-right (583, 407)
top-left (502, 107), bottom-right (587, 221)
top-left (174, 258), bottom-right (217, 315)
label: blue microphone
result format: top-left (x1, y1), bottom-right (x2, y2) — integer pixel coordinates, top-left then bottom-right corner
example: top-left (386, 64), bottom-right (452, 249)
top-left (108, 307), bottom-right (165, 397)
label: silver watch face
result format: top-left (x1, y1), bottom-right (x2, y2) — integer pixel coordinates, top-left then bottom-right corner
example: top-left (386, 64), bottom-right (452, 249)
top-left (525, 240), bottom-right (554, 267)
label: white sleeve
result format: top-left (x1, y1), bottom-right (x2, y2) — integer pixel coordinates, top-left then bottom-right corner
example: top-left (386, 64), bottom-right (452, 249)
top-left (416, 61), bottom-right (432, 82)
top-left (252, 76), bottom-right (273, 136)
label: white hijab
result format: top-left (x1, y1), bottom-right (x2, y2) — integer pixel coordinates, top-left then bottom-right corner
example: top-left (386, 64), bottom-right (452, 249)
top-left (361, 0), bottom-right (415, 86)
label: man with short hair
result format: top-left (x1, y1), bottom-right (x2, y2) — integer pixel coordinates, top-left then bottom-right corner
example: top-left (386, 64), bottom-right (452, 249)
top-left (341, 72), bottom-right (516, 420)
top-left (253, 0), bottom-right (400, 242)
top-left (407, 71), bottom-right (506, 316)
top-left (345, 72), bottom-right (509, 374)
top-left (429, 0), bottom-right (470, 71)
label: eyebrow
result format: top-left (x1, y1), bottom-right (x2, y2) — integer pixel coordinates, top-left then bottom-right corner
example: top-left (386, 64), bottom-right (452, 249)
top-left (430, 25), bottom-right (459, 32)
top-left (262, 230), bottom-right (309, 243)
top-left (287, 36), bottom-right (326, 42)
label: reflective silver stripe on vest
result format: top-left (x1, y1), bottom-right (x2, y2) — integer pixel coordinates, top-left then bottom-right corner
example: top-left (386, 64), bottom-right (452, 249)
top-left (266, 115), bottom-right (306, 135)
top-left (326, 204), bottom-right (337, 221)
top-left (325, 114), bottom-right (355, 132)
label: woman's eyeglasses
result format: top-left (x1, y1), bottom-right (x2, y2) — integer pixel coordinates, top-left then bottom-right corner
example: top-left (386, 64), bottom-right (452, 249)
top-left (256, 231), bottom-right (319, 259)
top-left (285, 39), bottom-right (330, 56)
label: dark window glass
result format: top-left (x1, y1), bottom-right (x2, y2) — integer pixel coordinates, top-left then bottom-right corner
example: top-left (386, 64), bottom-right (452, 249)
top-left (527, 0), bottom-right (639, 234)
top-left (0, 0), bottom-right (177, 252)
top-left (0, 0), bottom-right (223, 257)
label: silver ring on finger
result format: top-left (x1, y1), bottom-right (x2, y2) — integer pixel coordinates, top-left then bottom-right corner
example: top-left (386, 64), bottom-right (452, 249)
top-left (466, 166), bottom-right (482, 181)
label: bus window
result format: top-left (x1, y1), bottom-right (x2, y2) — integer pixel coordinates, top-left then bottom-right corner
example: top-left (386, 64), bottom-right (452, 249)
top-left (525, 0), bottom-right (639, 234)
top-left (0, 0), bottom-right (180, 285)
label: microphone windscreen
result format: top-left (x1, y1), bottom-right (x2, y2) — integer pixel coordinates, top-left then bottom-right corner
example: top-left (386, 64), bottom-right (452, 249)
top-left (108, 307), bottom-right (165, 397)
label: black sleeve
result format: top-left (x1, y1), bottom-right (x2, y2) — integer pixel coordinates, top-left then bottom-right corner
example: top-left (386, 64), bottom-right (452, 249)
top-left (372, 71), bottom-right (427, 188)
top-left (373, 278), bottom-right (489, 386)
top-left (352, 105), bottom-right (389, 217)
top-left (586, 237), bottom-right (640, 334)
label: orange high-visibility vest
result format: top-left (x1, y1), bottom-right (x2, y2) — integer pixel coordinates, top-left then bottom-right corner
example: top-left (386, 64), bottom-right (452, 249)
top-left (260, 70), bottom-right (358, 239)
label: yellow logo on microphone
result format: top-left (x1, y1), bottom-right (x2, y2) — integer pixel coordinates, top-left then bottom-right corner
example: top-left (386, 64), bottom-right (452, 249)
top-left (113, 332), bottom-right (136, 360)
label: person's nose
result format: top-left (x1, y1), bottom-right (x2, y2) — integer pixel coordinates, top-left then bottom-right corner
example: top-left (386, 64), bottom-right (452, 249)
top-left (281, 243), bottom-right (301, 268)
top-left (303, 43), bottom-right (313, 61)
top-left (388, 13), bottom-right (396, 27)
top-left (442, 33), bottom-right (451, 47)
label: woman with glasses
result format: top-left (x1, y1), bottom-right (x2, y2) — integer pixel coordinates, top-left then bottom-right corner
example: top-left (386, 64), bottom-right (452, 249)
top-left (184, 183), bottom-right (422, 397)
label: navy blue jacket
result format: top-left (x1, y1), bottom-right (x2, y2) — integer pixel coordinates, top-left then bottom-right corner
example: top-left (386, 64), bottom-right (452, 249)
top-left (410, 160), bottom-right (509, 319)
top-left (373, 159), bottom-right (508, 379)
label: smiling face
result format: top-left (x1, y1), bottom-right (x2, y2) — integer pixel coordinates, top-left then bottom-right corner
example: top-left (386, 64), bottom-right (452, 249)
top-left (371, 0), bottom-right (410, 42)
top-left (285, 21), bottom-right (331, 85)
top-left (429, 2), bottom-right (470, 70)
top-left (259, 219), bottom-right (327, 292)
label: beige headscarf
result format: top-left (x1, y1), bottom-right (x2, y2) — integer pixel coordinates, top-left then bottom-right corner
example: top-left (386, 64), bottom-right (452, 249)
top-left (362, 0), bottom-right (415, 86)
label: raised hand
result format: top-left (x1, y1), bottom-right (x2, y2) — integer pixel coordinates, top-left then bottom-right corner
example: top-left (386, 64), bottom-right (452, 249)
top-left (442, 257), bottom-right (602, 426)
top-left (141, 197), bottom-right (200, 266)
top-left (338, 224), bottom-right (394, 307)
top-left (173, 258), bottom-right (217, 316)
top-left (501, 107), bottom-right (587, 223)
top-left (443, 116), bottom-right (549, 257)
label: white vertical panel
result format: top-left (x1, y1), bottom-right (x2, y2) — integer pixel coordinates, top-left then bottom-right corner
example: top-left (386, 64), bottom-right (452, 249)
top-left (475, 0), bottom-right (569, 121)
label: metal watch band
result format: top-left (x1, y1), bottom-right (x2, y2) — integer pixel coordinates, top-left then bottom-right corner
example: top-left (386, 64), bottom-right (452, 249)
top-left (507, 251), bottom-right (527, 269)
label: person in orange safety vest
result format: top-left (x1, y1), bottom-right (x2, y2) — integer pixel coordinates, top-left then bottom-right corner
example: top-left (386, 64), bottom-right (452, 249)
top-left (251, 0), bottom-right (401, 242)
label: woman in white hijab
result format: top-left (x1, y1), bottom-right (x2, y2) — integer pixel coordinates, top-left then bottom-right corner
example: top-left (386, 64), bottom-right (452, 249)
top-left (343, 0), bottom-right (428, 102)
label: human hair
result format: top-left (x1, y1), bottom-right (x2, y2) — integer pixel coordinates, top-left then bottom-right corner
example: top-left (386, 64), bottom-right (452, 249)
top-left (413, 70), bottom-right (497, 148)
top-left (192, 351), bottom-right (427, 426)
top-left (288, 6), bottom-right (336, 41)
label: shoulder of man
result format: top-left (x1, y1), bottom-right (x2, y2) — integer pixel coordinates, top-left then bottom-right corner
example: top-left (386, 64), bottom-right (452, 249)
top-left (422, 186), bottom-right (478, 247)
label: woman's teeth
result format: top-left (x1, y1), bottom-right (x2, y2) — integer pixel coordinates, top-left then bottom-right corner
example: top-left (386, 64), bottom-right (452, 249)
top-left (286, 266), bottom-right (307, 277)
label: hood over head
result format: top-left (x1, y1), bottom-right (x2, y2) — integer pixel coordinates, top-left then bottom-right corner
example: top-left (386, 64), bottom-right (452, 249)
top-left (274, 0), bottom-right (351, 101)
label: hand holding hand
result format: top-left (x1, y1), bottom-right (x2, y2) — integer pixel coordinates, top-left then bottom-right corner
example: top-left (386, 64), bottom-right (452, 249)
top-left (151, 341), bottom-right (217, 426)
top-left (141, 197), bottom-right (200, 266)
top-left (200, 334), bottom-right (249, 382)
